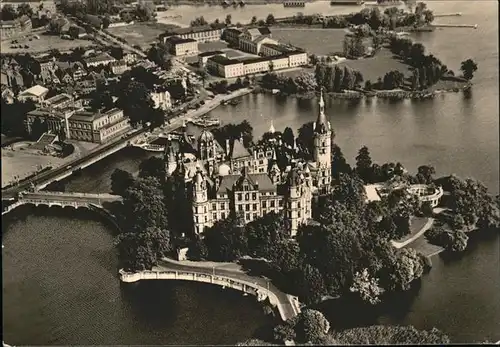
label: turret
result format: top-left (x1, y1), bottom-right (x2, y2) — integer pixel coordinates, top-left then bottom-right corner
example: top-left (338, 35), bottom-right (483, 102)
top-left (192, 168), bottom-right (211, 235)
top-left (312, 88), bottom-right (333, 192)
top-left (269, 148), bottom-right (281, 184)
top-left (198, 129), bottom-right (216, 161)
top-left (164, 135), bottom-right (177, 176)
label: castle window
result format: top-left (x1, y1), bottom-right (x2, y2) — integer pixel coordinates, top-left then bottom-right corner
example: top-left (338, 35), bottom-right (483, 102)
top-left (221, 212), bottom-right (226, 219)
top-left (245, 204), bottom-right (250, 211)
top-left (220, 202), bottom-right (225, 209)
top-left (212, 203), bottom-right (216, 210)
top-left (252, 193), bottom-right (257, 200)
top-left (238, 205), bottom-right (243, 212)
top-left (204, 207), bottom-right (207, 213)
top-left (279, 200), bottom-right (283, 207)
top-left (253, 203), bottom-right (258, 211)
top-left (262, 201), bottom-right (267, 208)
top-left (245, 193), bottom-right (249, 200)
top-left (253, 213), bottom-right (258, 220)
top-left (246, 213), bottom-right (250, 220)
top-left (237, 193), bottom-right (242, 201)
top-left (270, 200), bottom-right (275, 208)
top-left (213, 213), bottom-right (217, 220)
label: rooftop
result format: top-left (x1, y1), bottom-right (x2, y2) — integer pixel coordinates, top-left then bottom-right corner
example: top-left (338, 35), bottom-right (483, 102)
top-left (164, 23), bottom-right (226, 37)
top-left (198, 50), bottom-right (224, 57)
top-left (165, 36), bottom-right (197, 45)
top-left (208, 54), bottom-right (241, 66)
top-left (19, 85), bottom-right (49, 97)
top-left (84, 52), bottom-right (116, 64)
top-left (230, 138), bottom-right (251, 159)
top-left (45, 93), bottom-right (72, 105)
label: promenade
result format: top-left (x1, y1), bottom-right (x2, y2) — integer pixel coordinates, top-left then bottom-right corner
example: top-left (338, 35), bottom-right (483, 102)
top-left (120, 257), bottom-right (301, 321)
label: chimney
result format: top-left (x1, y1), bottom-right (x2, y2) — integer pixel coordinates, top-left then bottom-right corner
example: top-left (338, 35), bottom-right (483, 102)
top-left (226, 139), bottom-right (230, 156)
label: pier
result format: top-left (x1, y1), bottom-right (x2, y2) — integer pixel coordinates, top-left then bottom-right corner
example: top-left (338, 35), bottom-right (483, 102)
top-left (432, 23), bottom-right (478, 29)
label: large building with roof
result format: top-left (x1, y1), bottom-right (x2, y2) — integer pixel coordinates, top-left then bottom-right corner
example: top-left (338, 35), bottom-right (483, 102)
top-left (164, 91), bottom-right (334, 236)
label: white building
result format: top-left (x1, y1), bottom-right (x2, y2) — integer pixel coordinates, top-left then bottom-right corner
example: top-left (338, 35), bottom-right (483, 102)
top-left (84, 53), bottom-right (116, 68)
top-left (18, 85), bottom-right (49, 103)
top-left (164, 36), bottom-right (199, 56)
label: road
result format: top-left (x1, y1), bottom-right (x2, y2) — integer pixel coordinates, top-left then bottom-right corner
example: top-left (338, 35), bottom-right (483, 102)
top-left (159, 258), bottom-right (299, 320)
top-left (19, 192), bottom-right (121, 204)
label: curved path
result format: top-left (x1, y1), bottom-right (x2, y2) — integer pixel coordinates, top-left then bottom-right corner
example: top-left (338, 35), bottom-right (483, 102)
top-left (120, 258), bottom-right (301, 321)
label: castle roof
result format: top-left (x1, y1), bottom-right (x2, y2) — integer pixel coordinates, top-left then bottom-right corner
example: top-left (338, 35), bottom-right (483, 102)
top-left (314, 89), bottom-right (330, 134)
top-left (230, 138), bottom-right (251, 159)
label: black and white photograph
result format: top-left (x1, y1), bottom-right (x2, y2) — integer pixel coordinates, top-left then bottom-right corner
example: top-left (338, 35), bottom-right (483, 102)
top-left (1, 0), bottom-right (499, 345)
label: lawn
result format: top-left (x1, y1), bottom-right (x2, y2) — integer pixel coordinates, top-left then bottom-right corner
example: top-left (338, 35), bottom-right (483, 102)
top-left (1, 32), bottom-right (95, 54)
top-left (271, 28), bottom-right (349, 56)
top-left (339, 48), bottom-right (412, 83)
top-left (106, 22), bottom-right (179, 49)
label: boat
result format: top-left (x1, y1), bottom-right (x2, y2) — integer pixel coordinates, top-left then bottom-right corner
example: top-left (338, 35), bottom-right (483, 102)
top-left (330, 0), bottom-right (364, 5)
top-left (284, 1), bottom-right (306, 8)
top-left (189, 118), bottom-right (221, 127)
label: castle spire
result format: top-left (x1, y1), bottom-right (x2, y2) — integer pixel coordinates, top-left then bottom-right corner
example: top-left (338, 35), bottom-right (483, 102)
top-left (269, 120), bottom-right (275, 134)
top-left (314, 87), bottom-right (329, 134)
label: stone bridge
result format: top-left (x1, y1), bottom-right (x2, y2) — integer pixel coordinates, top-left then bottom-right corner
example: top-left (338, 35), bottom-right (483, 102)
top-left (2, 191), bottom-right (122, 215)
top-left (119, 261), bottom-right (302, 322)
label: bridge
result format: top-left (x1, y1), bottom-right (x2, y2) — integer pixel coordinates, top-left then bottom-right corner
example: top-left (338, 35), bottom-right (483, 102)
top-left (119, 259), bottom-right (302, 322)
top-left (2, 191), bottom-right (122, 215)
top-left (2, 129), bottom-right (147, 200)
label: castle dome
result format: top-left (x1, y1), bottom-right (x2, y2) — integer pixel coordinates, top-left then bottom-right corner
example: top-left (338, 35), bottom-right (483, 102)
top-left (199, 129), bottom-right (215, 143)
top-left (218, 163), bottom-right (231, 176)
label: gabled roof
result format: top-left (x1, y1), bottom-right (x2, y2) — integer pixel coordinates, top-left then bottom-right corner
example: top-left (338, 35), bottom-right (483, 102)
top-left (230, 138), bottom-right (251, 159)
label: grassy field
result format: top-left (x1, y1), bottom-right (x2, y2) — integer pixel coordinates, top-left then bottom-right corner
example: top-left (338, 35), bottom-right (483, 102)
top-left (271, 28), bottom-right (349, 56)
top-left (339, 48), bottom-right (412, 83)
top-left (1, 32), bottom-right (94, 54)
top-left (106, 22), bottom-right (179, 49)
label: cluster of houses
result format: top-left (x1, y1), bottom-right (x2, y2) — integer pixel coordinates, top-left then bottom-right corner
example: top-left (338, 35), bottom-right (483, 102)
top-left (1, 46), bottom-right (180, 147)
top-left (160, 24), bottom-right (309, 78)
top-left (0, 0), bottom-right (56, 38)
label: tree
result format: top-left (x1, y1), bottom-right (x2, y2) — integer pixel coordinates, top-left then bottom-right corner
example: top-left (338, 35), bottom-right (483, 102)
top-left (298, 263), bottom-right (327, 305)
top-left (355, 146), bottom-right (373, 183)
top-left (350, 268), bottom-right (385, 304)
top-left (416, 165), bottom-right (436, 184)
top-left (49, 19), bottom-right (66, 35)
top-left (1, 4), bottom-right (17, 21)
top-left (295, 309), bottom-right (330, 344)
top-left (120, 177), bottom-right (169, 233)
top-left (186, 235), bottom-right (208, 260)
top-left (309, 54), bottom-right (319, 66)
top-left (460, 59), bottom-right (478, 80)
top-left (225, 14), bottom-right (232, 25)
top-left (237, 339), bottom-right (276, 346)
top-left (102, 16), bottom-right (111, 29)
top-left (17, 3), bottom-right (33, 17)
top-left (297, 122), bottom-right (315, 160)
top-left (364, 80), bottom-right (372, 91)
top-left (203, 215), bottom-right (248, 261)
top-left (110, 46), bottom-right (124, 60)
top-left (138, 156), bottom-right (166, 183)
top-left (331, 325), bottom-right (450, 344)
top-left (282, 127), bottom-right (295, 148)
top-left (116, 80), bottom-right (154, 126)
top-left (382, 247), bottom-right (424, 291)
top-left (331, 145), bottom-right (352, 180)
top-left (246, 212), bottom-right (289, 259)
top-left (250, 16), bottom-right (257, 25)
top-left (115, 226), bottom-right (172, 271)
top-left (266, 14), bottom-right (276, 26)
top-left (382, 70), bottom-right (405, 89)
top-left (111, 168), bottom-right (134, 196)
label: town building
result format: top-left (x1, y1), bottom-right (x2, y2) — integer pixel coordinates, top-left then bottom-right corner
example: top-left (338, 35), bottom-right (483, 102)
top-left (43, 93), bottom-right (74, 109)
top-left (164, 36), bottom-right (199, 56)
top-left (25, 106), bottom-right (77, 137)
top-left (0, 15), bottom-right (32, 38)
top-left (238, 27), bottom-right (272, 54)
top-left (198, 51), bottom-right (226, 67)
top-left (150, 85), bottom-right (172, 110)
top-left (206, 50), bottom-right (308, 78)
top-left (83, 52), bottom-right (116, 68)
top-left (122, 52), bottom-right (139, 65)
top-left (161, 24), bottom-right (226, 43)
top-left (110, 60), bottom-right (129, 75)
top-left (67, 108), bottom-right (130, 143)
top-left (163, 91), bottom-right (334, 236)
top-left (18, 85), bottom-right (49, 103)
top-left (206, 55), bottom-right (244, 78)
top-left (222, 27), bottom-right (244, 46)
top-left (1, 1), bottom-right (56, 14)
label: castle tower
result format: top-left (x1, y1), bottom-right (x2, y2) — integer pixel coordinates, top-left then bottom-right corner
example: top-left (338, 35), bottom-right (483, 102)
top-left (269, 148), bottom-right (281, 184)
top-left (164, 135), bottom-right (177, 176)
top-left (192, 169), bottom-right (211, 235)
top-left (313, 88), bottom-right (333, 192)
top-left (198, 129), bottom-right (217, 161)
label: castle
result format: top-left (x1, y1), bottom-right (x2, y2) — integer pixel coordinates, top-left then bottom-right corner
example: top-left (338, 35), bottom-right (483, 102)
top-left (164, 91), bottom-right (334, 237)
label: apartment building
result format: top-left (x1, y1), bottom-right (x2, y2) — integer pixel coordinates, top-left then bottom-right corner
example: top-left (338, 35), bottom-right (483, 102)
top-left (68, 108), bottom-right (130, 144)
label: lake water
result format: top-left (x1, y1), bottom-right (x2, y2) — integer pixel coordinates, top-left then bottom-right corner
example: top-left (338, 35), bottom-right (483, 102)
top-left (2, 0), bottom-right (499, 344)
